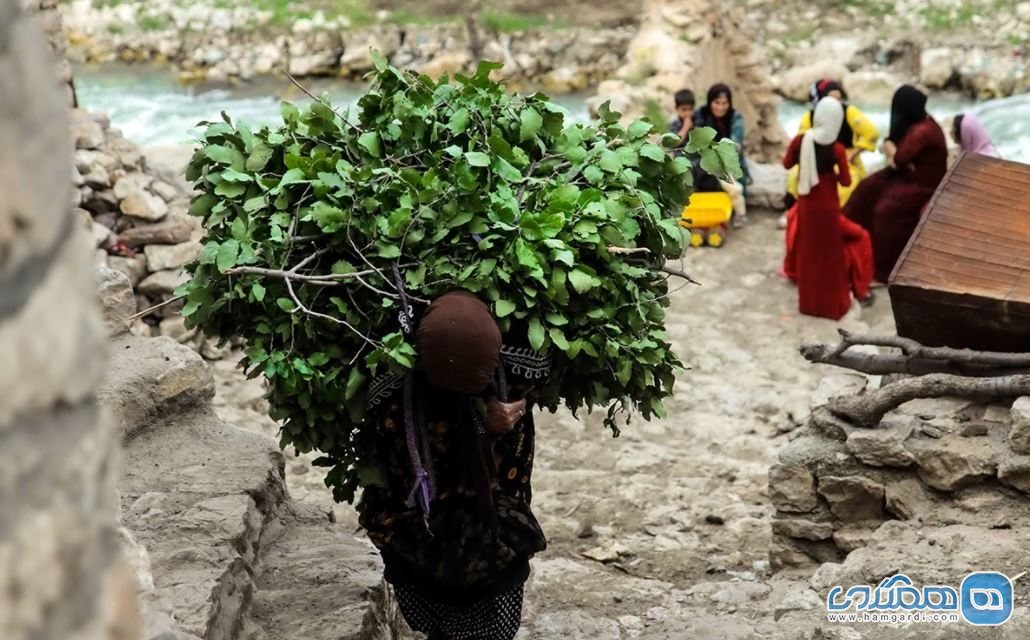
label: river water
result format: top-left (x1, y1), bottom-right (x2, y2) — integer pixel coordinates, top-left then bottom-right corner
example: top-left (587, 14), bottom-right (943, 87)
top-left (75, 66), bottom-right (1030, 165)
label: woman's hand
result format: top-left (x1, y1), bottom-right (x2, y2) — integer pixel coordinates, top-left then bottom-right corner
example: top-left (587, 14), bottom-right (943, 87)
top-left (485, 396), bottom-right (527, 434)
top-left (883, 140), bottom-right (898, 168)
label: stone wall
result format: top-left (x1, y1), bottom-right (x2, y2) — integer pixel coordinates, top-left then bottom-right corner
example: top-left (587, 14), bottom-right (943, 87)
top-left (768, 373), bottom-right (1030, 571)
top-left (0, 1), bottom-right (140, 638)
top-left (60, 1), bottom-right (634, 91)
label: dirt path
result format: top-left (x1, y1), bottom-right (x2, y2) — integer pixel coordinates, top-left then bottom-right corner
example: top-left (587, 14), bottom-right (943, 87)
top-left (212, 211), bottom-right (896, 639)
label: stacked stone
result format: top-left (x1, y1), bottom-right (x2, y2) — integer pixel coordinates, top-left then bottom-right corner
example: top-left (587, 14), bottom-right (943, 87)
top-left (70, 111), bottom-right (234, 357)
top-left (587, 0), bottom-right (787, 165)
top-left (1, 2), bottom-right (140, 638)
top-left (769, 373), bottom-right (1030, 571)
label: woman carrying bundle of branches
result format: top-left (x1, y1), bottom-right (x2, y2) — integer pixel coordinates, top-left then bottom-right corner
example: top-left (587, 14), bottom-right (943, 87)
top-left (358, 290), bottom-right (550, 640)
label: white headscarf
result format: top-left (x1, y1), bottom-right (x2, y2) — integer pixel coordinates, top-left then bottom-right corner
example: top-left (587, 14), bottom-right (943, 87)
top-left (798, 96), bottom-right (845, 196)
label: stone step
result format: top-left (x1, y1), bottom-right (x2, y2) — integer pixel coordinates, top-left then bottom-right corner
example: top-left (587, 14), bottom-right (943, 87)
top-left (120, 405), bottom-right (288, 640)
top-left (246, 503), bottom-right (387, 640)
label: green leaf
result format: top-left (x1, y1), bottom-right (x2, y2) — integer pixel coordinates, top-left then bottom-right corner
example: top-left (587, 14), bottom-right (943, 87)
top-left (583, 165), bottom-right (604, 185)
top-left (599, 149), bottom-right (622, 173)
top-left (627, 120), bottom-right (653, 140)
top-left (520, 107), bottom-right (543, 142)
top-left (495, 300), bottom-right (517, 317)
top-left (686, 127), bottom-right (718, 153)
top-left (493, 156), bottom-right (521, 182)
top-left (549, 327), bottom-right (569, 351)
top-left (251, 282), bottom-right (266, 302)
top-left (246, 142), bottom-right (275, 172)
top-left (448, 108), bottom-right (471, 134)
top-left (205, 144), bottom-right (244, 169)
top-left (216, 240), bottom-right (240, 272)
top-left (359, 132), bottom-right (382, 158)
top-left (243, 196), bottom-right (267, 212)
top-left (568, 268), bottom-right (596, 293)
top-left (215, 181), bottom-right (247, 198)
top-left (276, 297), bottom-right (295, 312)
top-left (640, 143), bottom-right (666, 162)
top-left (465, 151), bottom-right (490, 167)
top-left (527, 317), bottom-right (546, 350)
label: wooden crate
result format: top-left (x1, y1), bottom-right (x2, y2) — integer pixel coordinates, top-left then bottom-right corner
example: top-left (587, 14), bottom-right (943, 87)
top-left (889, 152), bottom-right (1030, 351)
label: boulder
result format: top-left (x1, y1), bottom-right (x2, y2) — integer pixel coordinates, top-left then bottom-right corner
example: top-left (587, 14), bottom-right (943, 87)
top-left (883, 477), bottom-right (933, 521)
top-left (108, 255), bottom-right (149, 287)
top-left (119, 216), bottom-right (194, 247)
top-left (771, 518), bottom-right (834, 541)
top-left (773, 588), bottom-right (823, 622)
top-left (997, 454), bottom-right (1030, 494)
top-left (113, 171), bottom-right (154, 200)
top-left (419, 51), bottom-right (472, 81)
top-left (810, 373), bottom-right (868, 410)
top-left (1009, 396), bottom-right (1030, 454)
top-left (841, 69), bottom-right (902, 106)
top-left (121, 191), bottom-right (169, 221)
top-left (159, 316), bottom-right (197, 344)
top-left (71, 108), bottom-right (106, 149)
top-left (744, 161), bottom-right (787, 210)
top-left (95, 266), bottom-right (137, 336)
top-left (817, 475), bottom-right (884, 521)
top-left (769, 464), bottom-right (818, 513)
top-left (144, 241), bottom-right (202, 271)
top-left (832, 525), bottom-right (875, 552)
top-left (138, 269), bottom-right (189, 297)
top-left (845, 417), bottom-right (916, 467)
top-left (920, 47), bottom-right (956, 89)
top-left (907, 436), bottom-right (996, 491)
top-left (776, 60), bottom-right (850, 102)
top-left (150, 180), bottom-right (180, 203)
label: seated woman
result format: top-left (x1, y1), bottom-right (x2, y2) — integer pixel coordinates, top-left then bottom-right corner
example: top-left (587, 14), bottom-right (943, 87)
top-left (693, 83), bottom-right (749, 228)
top-left (784, 79), bottom-right (880, 215)
top-left (781, 96), bottom-right (874, 320)
top-left (843, 85), bottom-right (948, 284)
top-left (953, 111), bottom-right (1001, 158)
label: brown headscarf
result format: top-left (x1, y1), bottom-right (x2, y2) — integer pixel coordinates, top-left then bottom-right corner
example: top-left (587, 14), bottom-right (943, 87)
top-left (416, 290), bottom-right (501, 395)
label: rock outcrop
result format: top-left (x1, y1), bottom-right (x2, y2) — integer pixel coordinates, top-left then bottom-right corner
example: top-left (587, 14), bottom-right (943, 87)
top-left (98, 320), bottom-right (396, 640)
top-left (1, 1), bottom-right (140, 638)
top-left (769, 374), bottom-right (1030, 571)
top-left (588, 0), bottom-right (787, 165)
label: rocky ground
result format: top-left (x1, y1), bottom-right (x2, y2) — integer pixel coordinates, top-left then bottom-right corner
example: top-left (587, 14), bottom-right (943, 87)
top-left (210, 211), bottom-right (901, 638)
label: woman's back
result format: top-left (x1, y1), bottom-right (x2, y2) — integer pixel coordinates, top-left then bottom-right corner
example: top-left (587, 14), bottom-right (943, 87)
top-left (895, 117), bottom-right (948, 190)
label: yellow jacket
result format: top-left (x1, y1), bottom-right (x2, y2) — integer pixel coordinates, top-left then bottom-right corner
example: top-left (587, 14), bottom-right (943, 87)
top-left (796, 104), bottom-right (879, 154)
top-left (787, 104), bottom-right (879, 205)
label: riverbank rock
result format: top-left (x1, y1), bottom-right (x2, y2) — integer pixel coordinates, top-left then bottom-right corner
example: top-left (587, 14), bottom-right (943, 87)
top-left (769, 372), bottom-right (1030, 569)
top-left (841, 69), bottom-right (900, 106)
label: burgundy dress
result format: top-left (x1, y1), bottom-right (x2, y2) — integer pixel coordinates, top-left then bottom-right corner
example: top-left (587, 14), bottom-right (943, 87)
top-left (843, 117), bottom-right (948, 282)
top-left (782, 136), bottom-right (855, 320)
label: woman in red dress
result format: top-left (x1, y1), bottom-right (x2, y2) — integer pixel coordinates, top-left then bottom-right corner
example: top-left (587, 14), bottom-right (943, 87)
top-left (843, 85), bottom-right (948, 283)
top-left (782, 96), bottom-right (869, 320)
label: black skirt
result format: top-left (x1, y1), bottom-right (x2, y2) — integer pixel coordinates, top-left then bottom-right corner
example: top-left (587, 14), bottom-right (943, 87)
top-left (394, 582), bottom-right (525, 640)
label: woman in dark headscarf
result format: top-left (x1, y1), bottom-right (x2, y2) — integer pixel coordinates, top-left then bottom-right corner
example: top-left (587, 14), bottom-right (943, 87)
top-left (842, 85), bottom-right (948, 283)
top-left (693, 83), bottom-right (750, 227)
top-left (358, 290), bottom-right (550, 640)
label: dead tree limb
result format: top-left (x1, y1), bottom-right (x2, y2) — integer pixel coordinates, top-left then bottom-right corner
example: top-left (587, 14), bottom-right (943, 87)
top-left (800, 344), bottom-right (1030, 377)
top-left (828, 373), bottom-right (1030, 427)
top-left (802, 329), bottom-right (1030, 375)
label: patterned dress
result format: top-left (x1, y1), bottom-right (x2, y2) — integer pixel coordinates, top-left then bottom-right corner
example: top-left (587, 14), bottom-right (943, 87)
top-left (357, 338), bottom-right (551, 639)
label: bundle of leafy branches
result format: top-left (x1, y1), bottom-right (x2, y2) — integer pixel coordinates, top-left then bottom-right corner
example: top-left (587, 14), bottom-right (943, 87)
top-left (181, 54), bottom-right (741, 502)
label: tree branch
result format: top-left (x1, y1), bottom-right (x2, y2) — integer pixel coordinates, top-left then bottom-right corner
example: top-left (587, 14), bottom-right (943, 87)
top-left (803, 330), bottom-right (1030, 373)
top-left (283, 276), bottom-right (380, 349)
top-left (660, 266), bottom-right (701, 285)
top-left (608, 246), bottom-right (652, 256)
top-left (800, 344), bottom-right (1030, 377)
top-left (828, 373), bottom-right (1030, 428)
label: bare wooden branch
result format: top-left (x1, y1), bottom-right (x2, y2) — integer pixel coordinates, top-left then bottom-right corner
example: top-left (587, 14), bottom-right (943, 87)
top-left (608, 246), bottom-right (652, 256)
top-left (660, 266), bottom-right (701, 286)
top-left (800, 344), bottom-right (1030, 377)
top-left (128, 295), bottom-right (185, 321)
top-left (284, 70), bottom-right (345, 119)
top-left (802, 330), bottom-right (1030, 376)
top-left (283, 276), bottom-right (380, 349)
top-left (828, 373), bottom-right (1030, 427)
